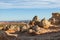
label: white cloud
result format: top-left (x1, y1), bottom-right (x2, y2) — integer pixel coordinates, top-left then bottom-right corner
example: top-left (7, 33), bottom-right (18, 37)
top-left (0, 0), bottom-right (60, 9)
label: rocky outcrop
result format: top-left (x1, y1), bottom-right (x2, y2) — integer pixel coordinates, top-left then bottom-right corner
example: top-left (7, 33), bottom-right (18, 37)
top-left (0, 31), bottom-right (9, 40)
top-left (29, 16), bottom-right (40, 27)
top-left (41, 18), bottom-right (51, 29)
top-left (28, 17), bottom-right (53, 35)
top-left (0, 30), bottom-right (18, 40)
top-left (29, 16), bottom-right (51, 29)
top-left (28, 25), bottom-right (41, 35)
top-left (32, 16), bottom-right (40, 22)
top-left (49, 13), bottom-right (60, 25)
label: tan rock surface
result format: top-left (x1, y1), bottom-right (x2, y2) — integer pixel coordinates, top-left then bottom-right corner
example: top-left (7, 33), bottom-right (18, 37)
top-left (29, 16), bottom-right (40, 27)
top-left (49, 13), bottom-right (60, 25)
top-left (41, 18), bottom-right (51, 28)
top-left (32, 16), bottom-right (40, 22)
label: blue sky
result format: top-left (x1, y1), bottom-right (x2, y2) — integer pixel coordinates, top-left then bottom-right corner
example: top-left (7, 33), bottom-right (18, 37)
top-left (0, 0), bottom-right (60, 21)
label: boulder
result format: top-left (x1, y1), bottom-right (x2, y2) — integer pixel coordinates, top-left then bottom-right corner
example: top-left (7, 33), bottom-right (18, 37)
top-left (0, 31), bottom-right (9, 40)
top-left (32, 25), bottom-right (40, 32)
top-left (41, 18), bottom-right (51, 29)
top-left (28, 25), bottom-right (50, 35)
top-left (28, 25), bottom-right (41, 35)
top-left (29, 16), bottom-right (40, 26)
top-left (20, 24), bottom-right (30, 32)
top-left (49, 13), bottom-right (60, 25)
top-left (29, 21), bottom-right (35, 26)
top-left (32, 16), bottom-right (40, 22)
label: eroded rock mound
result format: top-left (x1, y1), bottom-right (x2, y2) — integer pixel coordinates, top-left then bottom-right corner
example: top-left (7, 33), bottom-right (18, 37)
top-left (32, 16), bottom-right (40, 22)
top-left (28, 25), bottom-right (51, 35)
top-left (41, 18), bottom-right (51, 29)
top-left (28, 25), bottom-right (41, 35)
top-left (29, 16), bottom-right (40, 26)
top-left (0, 31), bottom-right (9, 40)
top-left (49, 13), bottom-right (60, 25)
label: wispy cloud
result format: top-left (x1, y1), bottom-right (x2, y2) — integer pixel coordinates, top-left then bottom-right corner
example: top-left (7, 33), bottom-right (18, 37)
top-left (0, 0), bottom-right (60, 9)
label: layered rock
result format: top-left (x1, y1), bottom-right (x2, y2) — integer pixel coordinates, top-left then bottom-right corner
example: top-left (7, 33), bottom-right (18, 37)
top-left (49, 13), bottom-right (60, 25)
top-left (28, 25), bottom-right (53, 35)
top-left (28, 25), bottom-right (41, 35)
top-left (29, 16), bottom-right (51, 29)
top-left (41, 18), bottom-right (51, 29)
top-left (29, 16), bottom-right (40, 26)
top-left (32, 16), bottom-right (40, 22)
top-left (0, 31), bottom-right (9, 40)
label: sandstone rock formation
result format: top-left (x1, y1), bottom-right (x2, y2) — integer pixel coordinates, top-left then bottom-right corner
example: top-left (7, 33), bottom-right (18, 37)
top-left (49, 13), bottom-right (60, 25)
top-left (19, 24), bottom-right (30, 33)
top-left (0, 31), bottom-right (9, 40)
top-left (5, 25), bottom-right (20, 34)
top-left (29, 16), bottom-right (40, 26)
top-left (28, 25), bottom-right (52, 35)
top-left (2, 25), bottom-right (11, 31)
top-left (28, 25), bottom-right (41, 35)
top-left (41, 18), bottom-right (51, 29)
top-left (32, 16), bottom-right (40, 22)
top-left (0, 30), bottom-right (18, 40)
top-left (29, 16), bottom-right (51, 29)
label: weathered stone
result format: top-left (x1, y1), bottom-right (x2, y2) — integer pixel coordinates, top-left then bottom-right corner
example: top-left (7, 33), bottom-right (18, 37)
top-left (32, 16), bottom-right (40, 22)
top-left (6, 26), bottom-right (20, 34)
top-left (2, 25), bottom-right (11, 31)
top-left (28, 25), bottom-right (41, 35)
top-left (20, 26), bottom-right (27, 32)
top-left (20, 24), bottom-right (30, 32)
top-left (29, 16), bottom-right (40, 26)
top-left (41, 18), bottom-right (51, 29)
top-left (0, 31), bottom-right (8, 40)
top-left (29, 21), bottom-right (35, 26)
top-left (49, 13), bottom-right (60, 25)
top-left (0, 30), bottom-right (17, 40)
top-left (32, 25), bottom-right (40, 32)
top-left (28, 29), bottom-right (33, 33)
